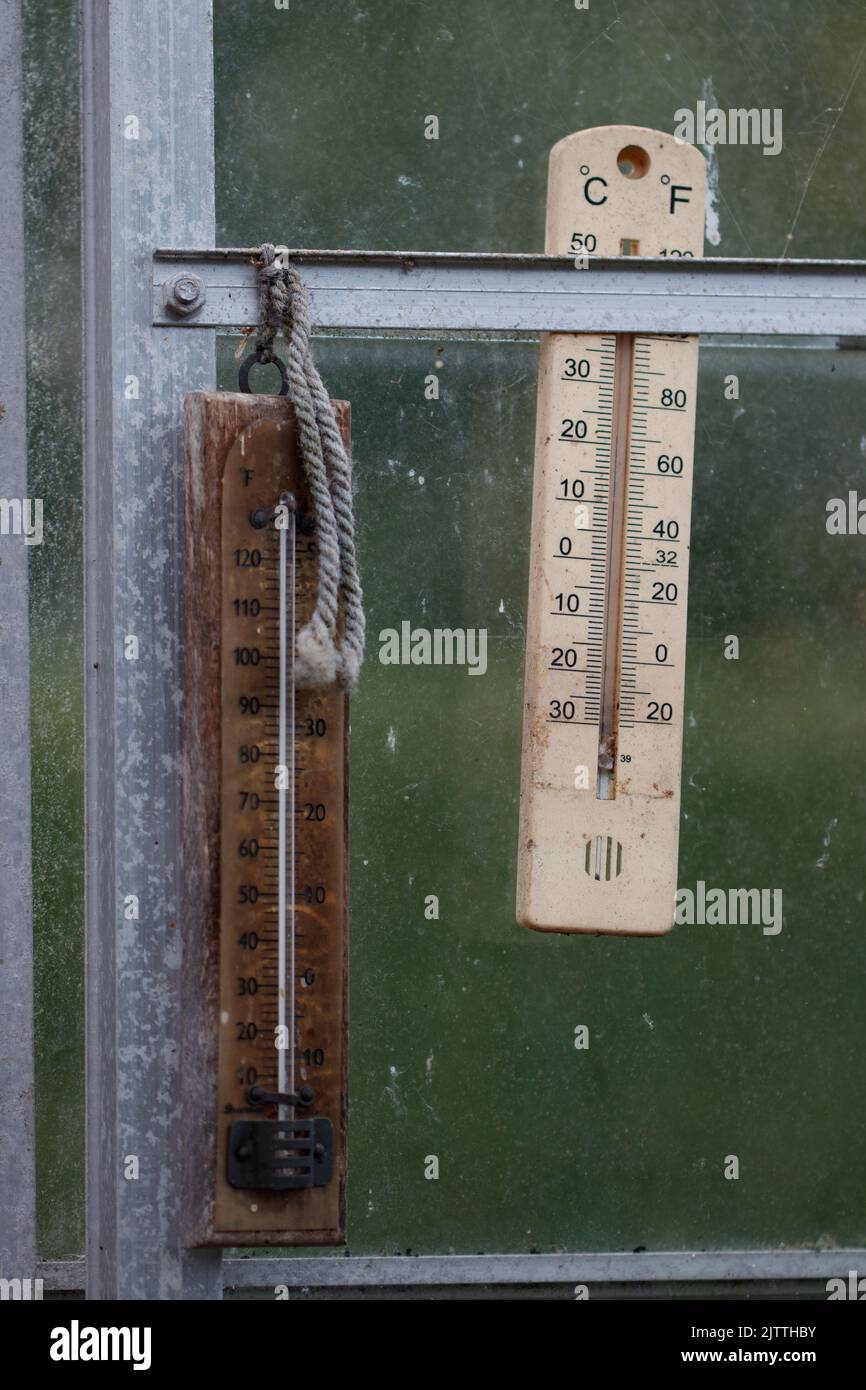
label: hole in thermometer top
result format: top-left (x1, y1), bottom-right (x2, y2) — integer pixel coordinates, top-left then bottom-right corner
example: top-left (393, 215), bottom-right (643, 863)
top-left (516, 126), bottom-right (706, 936)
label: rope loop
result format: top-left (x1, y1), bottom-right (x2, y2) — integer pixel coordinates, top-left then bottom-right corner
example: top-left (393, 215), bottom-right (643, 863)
top-left (251, 243), bottom-right (365, 691)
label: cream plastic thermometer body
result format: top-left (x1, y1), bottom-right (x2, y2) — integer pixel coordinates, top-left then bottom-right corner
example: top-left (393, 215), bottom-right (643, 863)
top-left (517, 126), bottom-right (706, 935)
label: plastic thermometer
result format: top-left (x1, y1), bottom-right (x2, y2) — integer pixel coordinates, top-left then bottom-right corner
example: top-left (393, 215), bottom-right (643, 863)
top-left (517, 126), bottom-right (706, 935)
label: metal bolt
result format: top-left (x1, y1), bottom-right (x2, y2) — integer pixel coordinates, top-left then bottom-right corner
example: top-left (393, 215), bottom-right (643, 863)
top-left (165, 271), bottom-right (205, 316)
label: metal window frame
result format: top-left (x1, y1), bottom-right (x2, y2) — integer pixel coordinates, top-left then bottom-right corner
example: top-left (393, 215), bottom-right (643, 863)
top-left (0, 0), bottom-right (859, 1299)
top-left (31, 1247), bottom-right (866, 1295)
top-left (81, 0), bottom-right (220, 1299)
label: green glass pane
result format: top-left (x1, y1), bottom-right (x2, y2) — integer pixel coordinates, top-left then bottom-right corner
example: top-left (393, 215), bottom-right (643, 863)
top-left (214, 0), bottom-right (866, 258)
top-left (219, 332), bottom-right (866, 1254)
top-left (24, 0), bottom-right (84, 1260)
top-left (210, 0), bottom-right (866, 1258)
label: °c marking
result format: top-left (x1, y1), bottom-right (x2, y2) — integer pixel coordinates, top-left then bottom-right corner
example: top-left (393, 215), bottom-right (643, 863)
top-left (583, 174), bottom-right (608, 206)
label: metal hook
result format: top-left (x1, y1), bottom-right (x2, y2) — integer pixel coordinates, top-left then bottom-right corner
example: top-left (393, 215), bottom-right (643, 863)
top-left (238, 347), bottom-right (289, 396)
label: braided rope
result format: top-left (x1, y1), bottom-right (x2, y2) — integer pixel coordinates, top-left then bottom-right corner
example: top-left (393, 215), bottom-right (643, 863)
top-left (254, 244), bottom-right (365, 690)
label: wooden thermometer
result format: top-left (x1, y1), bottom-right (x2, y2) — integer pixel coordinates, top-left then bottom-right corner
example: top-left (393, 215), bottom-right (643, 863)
top-left (183, 393), bottom-right (348, 1245)
top-left (517, 126), bottom-right (705, 936)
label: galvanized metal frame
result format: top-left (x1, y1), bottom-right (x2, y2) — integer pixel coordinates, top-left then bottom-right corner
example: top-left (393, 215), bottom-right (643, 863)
top-left (81, 0), bottom-right (221, 1299)
top-left (0, 0), bottom-right (35, 1288)
top-left (0, 0), bottom-right (855, 1299)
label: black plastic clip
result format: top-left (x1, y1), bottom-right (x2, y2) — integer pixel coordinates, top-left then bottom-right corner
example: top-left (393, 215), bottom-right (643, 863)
top-left (227, 1116), bottom-right (335, 1192)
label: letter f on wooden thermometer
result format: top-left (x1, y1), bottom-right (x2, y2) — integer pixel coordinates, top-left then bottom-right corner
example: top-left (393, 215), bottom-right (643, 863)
top-left (517, 126), bottom-right (706, 935)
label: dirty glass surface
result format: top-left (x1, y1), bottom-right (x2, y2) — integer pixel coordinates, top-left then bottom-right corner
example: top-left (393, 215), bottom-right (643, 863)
top-left (217, 332), bottom-right (866, 1255)
top-left (210, 0), bottom-right (866, 1256)
top-left (213, 0), bottom-right (866, 1256)
top-left (24, 0), bottom-right (866, 1260)
top-left (24, 0), bottom-right (84, 1258)
top-left (215, 0), bottom-right (866, 260)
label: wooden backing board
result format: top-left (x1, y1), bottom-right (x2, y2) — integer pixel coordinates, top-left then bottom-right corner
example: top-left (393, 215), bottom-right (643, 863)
top-left (181, 392), bottom-right (349, 1245)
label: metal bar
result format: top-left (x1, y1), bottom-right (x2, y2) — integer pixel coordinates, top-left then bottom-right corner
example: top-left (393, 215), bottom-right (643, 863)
top-left (0, 0), bottom-right (36, 1288)
top-left (222, 1249), bottom-right (866, 1288)
top-left (152, 250), bottom-right (866, 336)
top-left (81, 0), bottom-right (221, 1299)
top-left (37, 1247), bottom-right (866, 1292)
top-left (37, 1261), bottom-right (85, 1293)
top-left (154, 247), bottom-right (866, 270)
